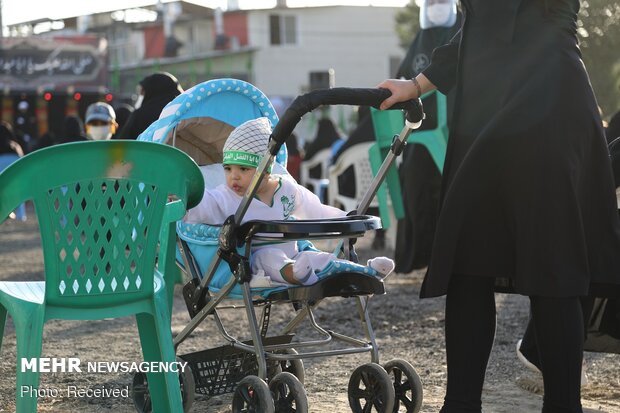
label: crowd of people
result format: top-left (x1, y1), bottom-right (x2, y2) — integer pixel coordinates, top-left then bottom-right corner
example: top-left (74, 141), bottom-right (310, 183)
top-left (0, 71), bottom-right (184, 221)
top-left (2, 71), bottom-right (184, 157)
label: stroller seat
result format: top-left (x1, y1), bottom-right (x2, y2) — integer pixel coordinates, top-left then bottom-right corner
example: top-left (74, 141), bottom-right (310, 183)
top-left (177, 210), bottom-right (385, 302)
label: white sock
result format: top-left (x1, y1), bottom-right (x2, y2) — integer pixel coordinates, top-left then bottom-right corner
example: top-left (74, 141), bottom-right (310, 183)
top-left (367, 256), bottom-right (395, 278)
top-left (292, 254), bottom-right (319, 285)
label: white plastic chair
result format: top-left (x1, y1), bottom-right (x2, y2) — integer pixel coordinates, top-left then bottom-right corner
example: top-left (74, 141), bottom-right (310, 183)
top-left (299, 147), bottom-right (332, 202)
top-left (327, 142), bottom-right (379, 213)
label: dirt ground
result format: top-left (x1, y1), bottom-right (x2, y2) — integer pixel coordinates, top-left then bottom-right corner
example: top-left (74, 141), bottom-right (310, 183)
top-left (1, 206), bottom-right (620, 413)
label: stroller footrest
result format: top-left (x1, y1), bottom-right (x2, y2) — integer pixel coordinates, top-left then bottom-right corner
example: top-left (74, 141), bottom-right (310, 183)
top-left (267, 272), bottom-right (385, 302)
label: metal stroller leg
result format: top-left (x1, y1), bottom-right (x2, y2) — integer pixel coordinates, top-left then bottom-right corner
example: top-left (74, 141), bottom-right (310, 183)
top-left (280, 301), bottom-right (320, 335)
top-left (356, 296), bottom-right (379, 364)
top-left (174, 275), bottom-right (239, 348)
top-left (242, 282), bottom-right (268, 380)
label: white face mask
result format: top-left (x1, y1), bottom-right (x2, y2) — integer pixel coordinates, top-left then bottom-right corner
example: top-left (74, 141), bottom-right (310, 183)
top-left (88, 125), bottom-right (112, 140)
top-left (426, 4), bottom-right (452, 25)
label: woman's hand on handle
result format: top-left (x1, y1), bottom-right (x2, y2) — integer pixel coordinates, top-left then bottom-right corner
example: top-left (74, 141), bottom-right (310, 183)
top-left (377, 74), bottom-right (436, 110)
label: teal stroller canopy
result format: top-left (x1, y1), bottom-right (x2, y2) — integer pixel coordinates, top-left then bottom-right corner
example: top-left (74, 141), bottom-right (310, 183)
top-left (138, 78), bottom-right (286, 166)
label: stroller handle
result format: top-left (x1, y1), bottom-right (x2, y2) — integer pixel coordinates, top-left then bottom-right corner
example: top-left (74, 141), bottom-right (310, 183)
top-left (269, 87), bottom-right (424, 150)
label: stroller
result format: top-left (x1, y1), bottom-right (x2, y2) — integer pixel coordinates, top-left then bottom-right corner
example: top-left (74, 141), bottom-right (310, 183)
top-left (136, 78), bottom-right (425, 413)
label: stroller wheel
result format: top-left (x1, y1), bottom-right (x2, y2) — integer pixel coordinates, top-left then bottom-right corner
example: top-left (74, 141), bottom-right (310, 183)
top-left (269, 371), bottom-right (309, 413)
top-left (130, 358), bottom-right (196, 413)
top-left (384, 359), bottom-right (423, 413)
top-left (131, 372), bottom-right (152, 413)
top-left (269, 348), bottom-right (305, 385)
top-left (348, 363), bottom-right (395, 413)
top-left (179, 359), bottom-right (196, 412)
top-left (232, 375), bottom-right (275, 413)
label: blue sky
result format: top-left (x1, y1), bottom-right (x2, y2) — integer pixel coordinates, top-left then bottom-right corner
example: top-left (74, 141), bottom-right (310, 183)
top-left (2, 0), bottom-right (410, 26)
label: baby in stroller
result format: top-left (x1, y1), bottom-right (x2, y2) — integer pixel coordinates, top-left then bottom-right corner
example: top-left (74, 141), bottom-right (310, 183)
top-left (183, 116), bottom-right (395, 286)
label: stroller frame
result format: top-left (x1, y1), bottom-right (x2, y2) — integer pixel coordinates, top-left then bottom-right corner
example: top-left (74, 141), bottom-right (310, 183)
top-left (139, 83), bottom-right (425, 412)
top-left (175, 213), bottom-right (386, 378)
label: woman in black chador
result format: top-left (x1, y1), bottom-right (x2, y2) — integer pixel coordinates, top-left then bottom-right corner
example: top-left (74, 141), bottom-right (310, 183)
top-left (117, 72), bottom-right (183, 140)
top-left (379, 0), bottom-right (620, 412)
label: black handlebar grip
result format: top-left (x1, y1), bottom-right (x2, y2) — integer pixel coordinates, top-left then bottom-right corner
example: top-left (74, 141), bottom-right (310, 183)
top-left (269, 87), bottom-right (424, 150)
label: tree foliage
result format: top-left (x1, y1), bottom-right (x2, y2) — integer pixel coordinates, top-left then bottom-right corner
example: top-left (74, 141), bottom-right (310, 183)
top-left (394, 0), bottom-right (620, 117)
top-left (394, 2), bottom-right (420, 50)
top-left (578, 0), bottom-right (620, 118)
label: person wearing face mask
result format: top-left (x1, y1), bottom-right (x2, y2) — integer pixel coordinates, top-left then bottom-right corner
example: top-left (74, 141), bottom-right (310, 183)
top-left (85, 102), bottom-right (118, 141)
top-left (420, 0), bottom-right (457, 29)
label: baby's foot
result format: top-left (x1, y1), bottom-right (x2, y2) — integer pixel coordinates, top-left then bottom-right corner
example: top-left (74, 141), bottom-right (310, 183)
top-left (292, 255), bottom-right (319, 285)
top-left (367, 256), bottom-right (395, 278)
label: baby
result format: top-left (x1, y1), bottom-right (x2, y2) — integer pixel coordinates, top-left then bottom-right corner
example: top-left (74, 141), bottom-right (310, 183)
top-left (183, 117), bottom-right (394, 286)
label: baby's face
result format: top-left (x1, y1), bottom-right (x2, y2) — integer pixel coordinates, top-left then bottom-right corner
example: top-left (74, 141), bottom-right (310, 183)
top-left (224, 164), bottom-right (257, 196)
top-left (224, 164), bottom-right (273, 197)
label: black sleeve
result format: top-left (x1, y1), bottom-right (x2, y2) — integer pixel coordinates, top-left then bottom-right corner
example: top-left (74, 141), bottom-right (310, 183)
top-left (422, 28), bottom-right (462, 94)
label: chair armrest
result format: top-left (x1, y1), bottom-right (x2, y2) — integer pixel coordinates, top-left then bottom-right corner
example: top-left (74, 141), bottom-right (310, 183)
top-left (163, 199), bottom-right (187, 223)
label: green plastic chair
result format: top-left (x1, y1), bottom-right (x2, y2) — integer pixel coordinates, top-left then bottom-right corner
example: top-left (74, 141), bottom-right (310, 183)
top-left (404, 90), bottom-right (448, 172)
top-left (369, 90), bottom-right (448, 227)
top-left (0, 140), bottom-right (204, 412)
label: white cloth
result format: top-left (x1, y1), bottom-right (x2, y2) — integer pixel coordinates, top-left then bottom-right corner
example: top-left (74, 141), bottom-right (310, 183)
top-left (252, 248), bottom-right (337, 285)
top-left (184, 175), bottom-right (346, 284)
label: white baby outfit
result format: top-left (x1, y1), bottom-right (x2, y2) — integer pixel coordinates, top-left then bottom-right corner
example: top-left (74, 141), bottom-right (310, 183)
top-left (184, 175), bottom-right (347, 285)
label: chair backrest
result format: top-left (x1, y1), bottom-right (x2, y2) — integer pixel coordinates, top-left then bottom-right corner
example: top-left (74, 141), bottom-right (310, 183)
top-left (406, 91), bottom-right (449, 171)
top-left (0, 140), bottom-right (204, 308)
top-left (300, 147), bottom-right (332, 186)
top-left (328, 142), bottom-right (378, 211)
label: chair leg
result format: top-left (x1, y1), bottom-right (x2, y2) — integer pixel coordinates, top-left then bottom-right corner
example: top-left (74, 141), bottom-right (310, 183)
top-left (14, 307), bottom-right (45, 413)
top-left (0, 305), bottom-right (7, 351)
top-left (135, 307), bottom-right (183, 413)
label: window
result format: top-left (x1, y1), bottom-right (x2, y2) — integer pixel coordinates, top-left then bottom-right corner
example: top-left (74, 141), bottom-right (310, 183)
top-left (269, 14), bottom-right (297, 45)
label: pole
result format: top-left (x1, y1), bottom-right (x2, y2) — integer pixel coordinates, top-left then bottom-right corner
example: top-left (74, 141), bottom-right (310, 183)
top-left (0, 0), bottom-right (4, 38)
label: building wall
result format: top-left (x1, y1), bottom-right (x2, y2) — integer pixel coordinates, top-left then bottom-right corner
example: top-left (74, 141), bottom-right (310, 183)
top-left (247, 6), bottom-right (403, 97)
top-left (116, 49), bottom-right (255, 96)
top-left (176, 19), bottom-right (215, 56)
top-left (223, 11), bottom-right (249, 47)
top-left (143, 25), bottom-right (165, 59)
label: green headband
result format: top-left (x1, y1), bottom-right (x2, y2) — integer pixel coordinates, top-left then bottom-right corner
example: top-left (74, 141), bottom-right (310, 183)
top-left (223, 150), bottom-right (273, 172)
top-left (223, 150), bottom-right (261, 168)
